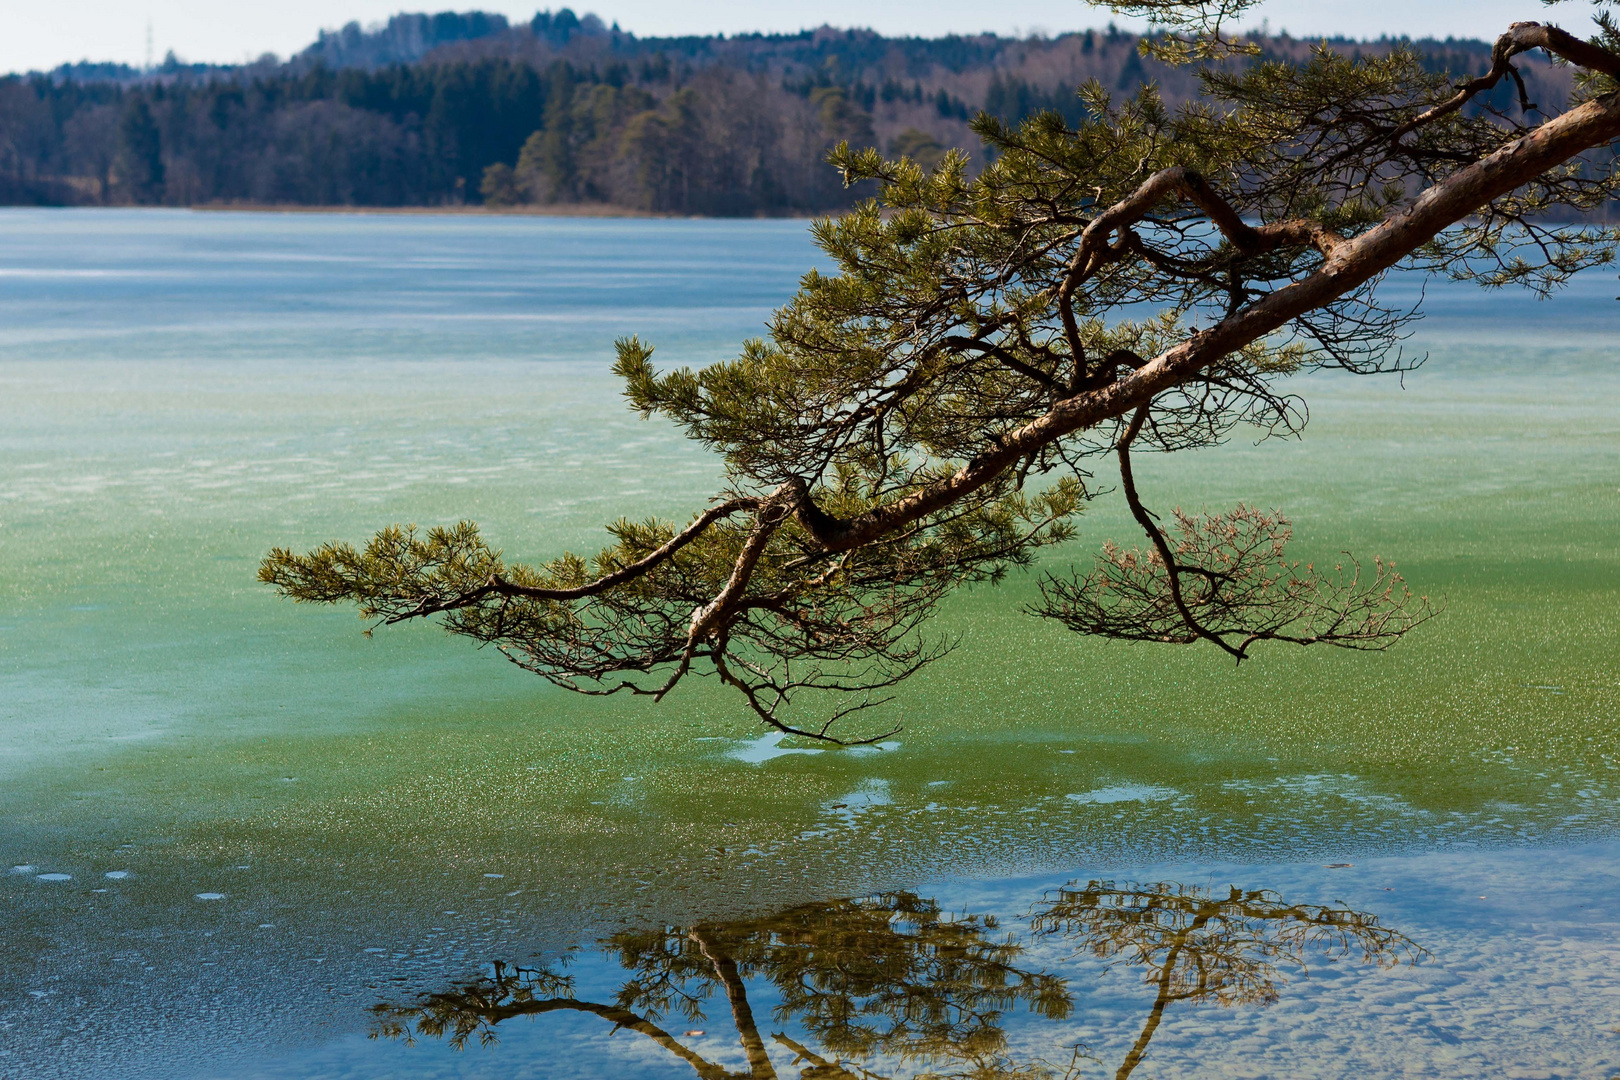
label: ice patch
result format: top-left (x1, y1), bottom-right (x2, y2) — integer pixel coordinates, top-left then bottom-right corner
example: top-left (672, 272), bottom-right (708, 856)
top-left (103, 871), bottom-right (129, 880)
top-left (846, 740), bottom-right (901, 756)
top-left (11, 865), bottom-right (36, 874)
top-left (1224, 773), bottom-right (1423, 814)
top-left (727, 731), bottom-right (824, 764)
top-left (825, 780), bottom-right (893, 826)
top-left (1067, 784), bottom-right (1178, 805)
top-left (0, 268), bottom-right (142, 279)
top-left (36, 873), bottom-right (72, 882)
top-left (195, 892), bottom-right (226, 901)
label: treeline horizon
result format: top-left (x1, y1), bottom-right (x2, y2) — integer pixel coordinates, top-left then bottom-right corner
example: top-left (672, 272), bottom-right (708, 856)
top-left (0, 9), bottom-right (1583, 216)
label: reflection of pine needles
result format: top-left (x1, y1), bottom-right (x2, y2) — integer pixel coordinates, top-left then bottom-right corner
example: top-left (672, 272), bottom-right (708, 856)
top-left (1031, 880), bottom-right (1429, 1007)
top-left (370, 959), bottom-right (575, 1050)
top-left (1029, 880), bottom-right (1429, 1079)
top-left (367, 883), bottom-right (1421, 1080)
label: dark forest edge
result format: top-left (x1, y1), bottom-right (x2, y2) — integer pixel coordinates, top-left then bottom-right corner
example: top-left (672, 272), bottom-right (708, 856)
top-left (0, 8), bottom-right (1599, 217)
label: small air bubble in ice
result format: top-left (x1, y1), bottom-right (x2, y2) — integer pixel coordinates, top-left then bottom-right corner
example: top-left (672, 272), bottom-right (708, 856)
top-left (36, 873), bottom-right (72, 882)
top-left (104, 871), bottom-right (130, 880)
top-left (195, 892), bottom-right (226, 901)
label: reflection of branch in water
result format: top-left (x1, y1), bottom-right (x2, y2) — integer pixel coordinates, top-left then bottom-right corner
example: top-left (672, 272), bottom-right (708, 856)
top-left (369, 959), bottom-right (741, 1077)
top-left (371, 882), bottom-right (1423, 1079)
top-left (1030, 881), bottom-right (1429, 1080)
top-left (373, 892), bottom-right (1067, 1079)
top-left (606, 893), bottom-right (1069, 1067)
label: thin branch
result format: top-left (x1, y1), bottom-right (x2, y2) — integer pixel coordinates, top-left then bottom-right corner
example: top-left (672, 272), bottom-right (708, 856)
top-left (383, 497), bottom-right (759, 624)
top-left (1392, 21), bottom-right (1620, 146)
top-left (1115, 407), bottom-right (1247, 661)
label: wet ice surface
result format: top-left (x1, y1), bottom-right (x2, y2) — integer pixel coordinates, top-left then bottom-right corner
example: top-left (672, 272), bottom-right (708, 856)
top-left (2, 834), bottom-right (1615, 1078)
top-left (138, 842), bottom-right (1615, 1080)
top-left (726, 730), bottom-right (825, 764)
top-left (1068, 783), bottom-right (1180, 805)
top-left (3, 213), bottom-right (1619, 1078)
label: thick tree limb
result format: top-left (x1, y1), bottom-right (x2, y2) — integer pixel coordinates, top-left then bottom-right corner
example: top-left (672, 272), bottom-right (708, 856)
top-left (691, 930), bottom-right (779, 1079)
top-left (658, 483), bottom-right (797, 700)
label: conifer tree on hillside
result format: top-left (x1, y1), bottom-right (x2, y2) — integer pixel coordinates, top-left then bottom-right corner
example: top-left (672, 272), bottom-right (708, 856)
top-left (116, 98), bottom-right (164, 203)
top-left (264, 1), bottom-right (1620, 742)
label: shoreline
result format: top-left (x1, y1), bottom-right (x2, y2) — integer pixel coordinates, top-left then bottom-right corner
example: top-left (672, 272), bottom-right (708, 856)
top-left (5, 201), bottom-right (1606, 226)
top-left (185, 201), bottom-right (818, 220)
top-left (190, 201), bottom-right (675, 218)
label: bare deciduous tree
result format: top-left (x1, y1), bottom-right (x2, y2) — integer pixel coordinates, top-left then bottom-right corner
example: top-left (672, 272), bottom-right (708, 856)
top-left (263, 1), bottom-right (1620, 742)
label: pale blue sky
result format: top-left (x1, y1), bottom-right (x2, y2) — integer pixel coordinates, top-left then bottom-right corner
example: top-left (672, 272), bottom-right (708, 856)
top-left (0, 1), bottom-right (1593, 75)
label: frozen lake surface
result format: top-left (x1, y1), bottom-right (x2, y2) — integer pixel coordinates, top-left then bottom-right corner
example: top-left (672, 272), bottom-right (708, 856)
top-left (0, 209), bottom-right (1617, 1077)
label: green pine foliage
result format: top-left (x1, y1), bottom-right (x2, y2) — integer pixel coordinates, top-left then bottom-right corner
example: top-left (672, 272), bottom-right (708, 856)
top-left (264, 2), bottom-right (1620, 740)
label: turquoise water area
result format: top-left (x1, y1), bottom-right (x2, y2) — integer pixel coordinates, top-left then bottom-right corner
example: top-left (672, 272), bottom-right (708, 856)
top-left (0, 209), bottom-right (1617, 1077)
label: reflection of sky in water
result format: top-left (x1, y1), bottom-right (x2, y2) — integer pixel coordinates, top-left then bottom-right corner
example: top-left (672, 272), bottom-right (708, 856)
top-left (0, 210), bottom-right (1617, 1076)
top-left (140, 843), bottom-right (1615, 1080)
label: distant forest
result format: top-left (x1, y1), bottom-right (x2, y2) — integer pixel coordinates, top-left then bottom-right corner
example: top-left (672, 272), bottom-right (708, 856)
top-left (0, 9), bottom-right (1583, 215)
